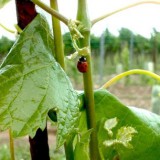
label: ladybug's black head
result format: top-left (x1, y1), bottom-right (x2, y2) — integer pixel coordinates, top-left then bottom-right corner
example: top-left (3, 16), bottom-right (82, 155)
top-left (79, 56), bottom-right (86, 62)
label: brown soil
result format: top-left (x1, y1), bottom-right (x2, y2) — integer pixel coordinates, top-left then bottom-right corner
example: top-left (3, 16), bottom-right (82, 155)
top-left (108, 84), bottom-right (152, 111)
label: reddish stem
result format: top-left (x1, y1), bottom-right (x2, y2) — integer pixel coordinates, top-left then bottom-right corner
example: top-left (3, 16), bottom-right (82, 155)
top-left (15, 0), bottom-right (50, 159)
top-left (15, 0), bottom-right (37, 29)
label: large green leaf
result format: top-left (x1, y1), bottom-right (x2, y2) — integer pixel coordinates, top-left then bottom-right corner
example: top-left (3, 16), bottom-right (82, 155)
top-left (78, 89), bottom-right (160, 160)
top-left (0, 14), bottom-right (79, 147)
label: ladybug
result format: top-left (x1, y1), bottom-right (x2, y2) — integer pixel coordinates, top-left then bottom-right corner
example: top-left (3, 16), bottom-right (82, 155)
top-left (77, 56), bottom-right (88, 73)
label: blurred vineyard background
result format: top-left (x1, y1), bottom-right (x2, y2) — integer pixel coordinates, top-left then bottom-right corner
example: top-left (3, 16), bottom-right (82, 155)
top-left (63, 27), bottom-right (160, 88)
top-left (1, 27), bottom-right (160, 93)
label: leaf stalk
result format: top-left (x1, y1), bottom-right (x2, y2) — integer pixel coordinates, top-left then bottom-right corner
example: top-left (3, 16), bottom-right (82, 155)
top-left (32, 0), bottom-right (68, 25)
top-left (50, 0), bottom-right (65, 69)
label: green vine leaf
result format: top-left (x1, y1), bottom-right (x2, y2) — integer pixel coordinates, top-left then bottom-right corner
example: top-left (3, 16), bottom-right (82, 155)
top-left (95, 89), bottom-right (160, 160)
top-left (116, 126), bottom-right (137, 148)
top-left (77, 89), bottom-right (160, 160)
top-left (103, 126), bottom-right (137, 149)
top-left (0, 14), bottom-right (79, 148)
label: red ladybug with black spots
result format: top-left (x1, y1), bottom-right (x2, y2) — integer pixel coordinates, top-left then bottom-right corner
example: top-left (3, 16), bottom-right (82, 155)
top-left (77, 56), bottom-right (88, 73)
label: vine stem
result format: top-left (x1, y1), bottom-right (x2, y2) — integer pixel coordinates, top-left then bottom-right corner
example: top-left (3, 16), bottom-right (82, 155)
top-left (9, 129), bottom-right (15, 160)
top-left (92, 0), bottom-right (160, 25)
top-left (50, 0), bottom-right (65, 69)
top-left (101, 69), bottom-right (160, 89)
top-left (76, 0), bottom-right (100, 159)
top-left (15, 1), bottom-right (50, 159)
top-left (49, 0), bottom-right (71, 159)
top-left (31, 0), bottom-right (68, 25)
